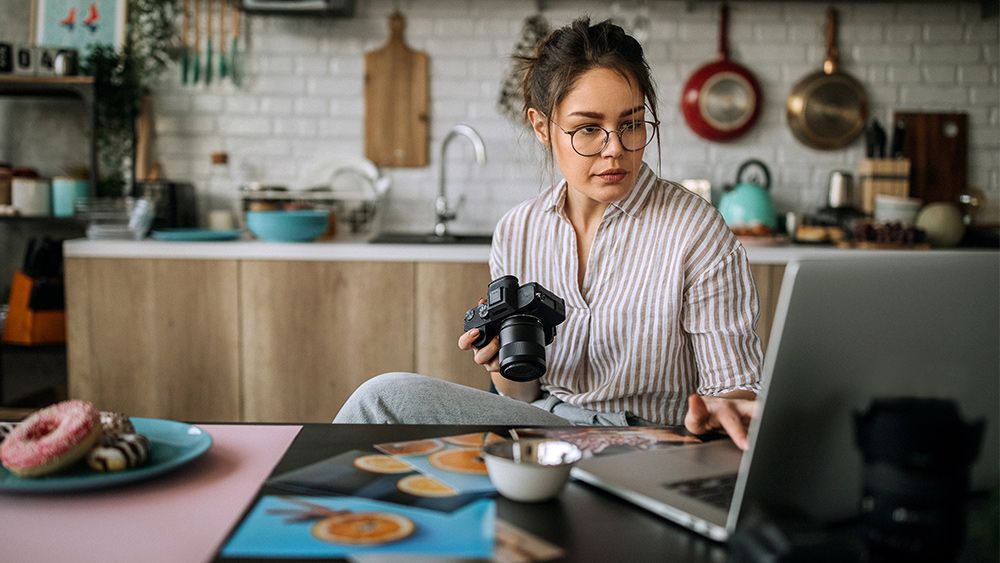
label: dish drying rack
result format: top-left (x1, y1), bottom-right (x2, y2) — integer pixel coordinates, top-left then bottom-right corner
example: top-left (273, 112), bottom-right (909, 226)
top-left (239, 163), bottom-right (390, 235)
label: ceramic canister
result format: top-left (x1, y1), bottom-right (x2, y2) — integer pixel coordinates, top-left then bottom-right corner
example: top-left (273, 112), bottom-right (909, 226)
top-left (12, 177), bottom-right (51, 216)
top-left (52, 177), bottom-right (90, 217)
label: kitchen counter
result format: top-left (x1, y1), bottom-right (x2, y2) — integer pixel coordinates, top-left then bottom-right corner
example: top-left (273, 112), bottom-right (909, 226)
top-left (63, 238), bottom-right (995, 265)
top-left (62, 239), bottom-right (996, 422)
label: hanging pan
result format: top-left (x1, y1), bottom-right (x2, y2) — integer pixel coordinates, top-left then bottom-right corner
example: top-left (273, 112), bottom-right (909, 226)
top-left (786, 7), bottom-right (868, 150)
top-left (681, 3), bottom-right (762, 142)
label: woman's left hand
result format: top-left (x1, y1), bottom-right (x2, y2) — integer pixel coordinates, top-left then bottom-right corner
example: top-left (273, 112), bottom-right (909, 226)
top-left (684, 394), bottom-right (757, 451)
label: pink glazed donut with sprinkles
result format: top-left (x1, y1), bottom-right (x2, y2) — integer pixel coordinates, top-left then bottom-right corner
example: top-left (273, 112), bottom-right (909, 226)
top-left (1, 400), bottom-right (102, 477)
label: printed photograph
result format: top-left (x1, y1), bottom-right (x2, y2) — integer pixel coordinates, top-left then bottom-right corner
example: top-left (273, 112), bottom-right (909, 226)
top-left (34, 0), bottom-right (126, 56)
top-left (222, 496), bottom-right (495, 559)
top-left (374, 432), bottom-right (506, 494)
top-left (510, 427), bottom-right (701, 458)
top-left (267, 450), bottom-right (489, 513)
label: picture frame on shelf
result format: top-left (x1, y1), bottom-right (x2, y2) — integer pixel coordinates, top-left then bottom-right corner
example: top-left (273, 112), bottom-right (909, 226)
top-left (32, 0), bottom-right (127, 59)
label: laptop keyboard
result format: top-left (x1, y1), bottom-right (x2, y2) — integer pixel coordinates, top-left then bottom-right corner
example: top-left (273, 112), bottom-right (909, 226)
top-left (663, 473), bottom-right (738, 510)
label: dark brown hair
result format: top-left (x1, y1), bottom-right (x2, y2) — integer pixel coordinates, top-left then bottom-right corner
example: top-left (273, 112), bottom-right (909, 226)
top-left (518, 17), bottom-right (660, 159)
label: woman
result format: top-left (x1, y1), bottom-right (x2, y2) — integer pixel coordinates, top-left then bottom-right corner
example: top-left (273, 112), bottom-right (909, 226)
top-left (335, 18), bottom-right (760, 449)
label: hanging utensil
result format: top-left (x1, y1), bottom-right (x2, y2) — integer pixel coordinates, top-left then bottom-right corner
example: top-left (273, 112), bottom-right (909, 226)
top-left (192, 0), bottom-right (201, 84)
top-left (205, 0), bottom-right (214, 85)
top-left (230, 2), bottom-right (242, 87)
top-left (181, 0), bottom-right (190, 84)
top-left (218, 0), bottom-right (227, 80)
top-left (681, 3), bottom-right (762, 142)
top-left (786, 7), bottom-right (868, 150)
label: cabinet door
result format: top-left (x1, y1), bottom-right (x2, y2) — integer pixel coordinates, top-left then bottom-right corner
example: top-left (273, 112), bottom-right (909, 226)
top-left (240, 261), bottom-right (415, 422)
top-left (414, 262), bottom-right (493, 391)
top-left (65, 258), bottom-right (240, 421)
top-left (750, 264), bottom-right (785, 353)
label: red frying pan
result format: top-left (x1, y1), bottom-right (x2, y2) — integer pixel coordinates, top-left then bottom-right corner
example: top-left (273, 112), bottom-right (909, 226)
top-left (681, 4), bottom-right (762, 142)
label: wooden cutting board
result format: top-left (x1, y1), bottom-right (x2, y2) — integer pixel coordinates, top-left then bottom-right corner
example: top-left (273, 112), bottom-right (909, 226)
top-left (364, 12), bottom-right (429, 168)
top-left (893, 111), bottom-right (968, 204)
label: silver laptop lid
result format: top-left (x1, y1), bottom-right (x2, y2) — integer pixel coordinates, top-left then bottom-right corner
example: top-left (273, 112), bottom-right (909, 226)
top-left (730, 253), bottom-right (999, 531)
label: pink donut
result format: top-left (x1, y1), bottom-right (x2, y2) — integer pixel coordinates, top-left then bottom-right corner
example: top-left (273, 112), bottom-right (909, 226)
top-left (0, 400), bottom-right (102, 478)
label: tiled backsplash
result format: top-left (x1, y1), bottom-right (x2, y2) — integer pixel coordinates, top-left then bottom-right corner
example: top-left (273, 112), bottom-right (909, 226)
top-left (3, 1), bottom-right (998, 231)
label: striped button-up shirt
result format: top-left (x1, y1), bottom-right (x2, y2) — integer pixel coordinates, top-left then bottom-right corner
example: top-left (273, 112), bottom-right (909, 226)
top-left (490, 163), bottom-right (762, 425)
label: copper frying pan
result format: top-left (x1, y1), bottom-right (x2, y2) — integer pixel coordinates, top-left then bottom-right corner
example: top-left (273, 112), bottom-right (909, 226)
top-left (786, 7), bottom-right (868, 150)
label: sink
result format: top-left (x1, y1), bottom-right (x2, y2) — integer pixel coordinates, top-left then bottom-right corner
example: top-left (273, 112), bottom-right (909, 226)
top-left (368, 232), bottom-right (493, 245)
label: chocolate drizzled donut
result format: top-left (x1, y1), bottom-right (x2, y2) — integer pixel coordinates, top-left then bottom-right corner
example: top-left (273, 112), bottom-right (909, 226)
top-left (99, 411), bottom-right (135, 435)
top-left (87, 433), bottom-right (151, 472)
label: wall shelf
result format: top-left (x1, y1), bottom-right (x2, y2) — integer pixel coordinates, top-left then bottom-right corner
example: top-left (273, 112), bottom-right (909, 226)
top-left (0, 76), bottom-right (98, 191)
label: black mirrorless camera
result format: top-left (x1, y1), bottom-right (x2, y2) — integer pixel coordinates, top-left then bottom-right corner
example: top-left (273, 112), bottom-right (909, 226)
top-left (854, 398), bottom-right (984, 562)
top-left (463, 275), bottom-right (566, 382)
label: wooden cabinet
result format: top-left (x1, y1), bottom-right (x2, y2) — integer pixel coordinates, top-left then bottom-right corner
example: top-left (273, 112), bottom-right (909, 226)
top-left (414, 262), bottom-right (492, 391)
top-left (65, 258), bottom-right (784, 422)
top-left (751, 264), bottom-right (786, 352)
top-left (240, 261), bottom-right (415, 422)
top-left (65, 258), bottom-right (240, 421)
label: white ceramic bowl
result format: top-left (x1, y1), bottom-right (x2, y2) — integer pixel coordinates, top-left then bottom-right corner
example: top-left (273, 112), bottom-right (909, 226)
top-left (482, 439), bottom-right (582, 502)
top-left (874, 195), bottom-right (923, 226)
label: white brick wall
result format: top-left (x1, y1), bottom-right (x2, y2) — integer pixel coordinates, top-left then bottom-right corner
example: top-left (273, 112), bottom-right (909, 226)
top-left (7, 0), bottom-right (997, 231)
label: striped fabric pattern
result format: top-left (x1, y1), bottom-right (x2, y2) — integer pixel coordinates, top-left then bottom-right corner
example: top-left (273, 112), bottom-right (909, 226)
top-left (490, 163), bottom-right (763, 425)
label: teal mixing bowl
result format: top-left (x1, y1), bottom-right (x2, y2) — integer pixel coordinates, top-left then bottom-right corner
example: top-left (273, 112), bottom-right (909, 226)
top-left (246, 210), bottom-right (329, 242)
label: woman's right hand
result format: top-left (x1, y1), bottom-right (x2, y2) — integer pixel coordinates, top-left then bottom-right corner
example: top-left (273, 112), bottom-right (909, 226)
top-left (458, 298), bottom-right (502, 374)
top-left (457, 327), bottom-right (501, 374)
top-left (457, 298), bottom-right (541, 403)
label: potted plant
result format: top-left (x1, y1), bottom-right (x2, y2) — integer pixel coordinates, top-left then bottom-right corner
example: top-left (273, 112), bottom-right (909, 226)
top-left (81, 0), bottom-right (178, 197)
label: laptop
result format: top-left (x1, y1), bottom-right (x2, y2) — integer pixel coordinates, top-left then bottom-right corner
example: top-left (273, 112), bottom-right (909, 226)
top-left (571, 254), bottom-right (1000, 542)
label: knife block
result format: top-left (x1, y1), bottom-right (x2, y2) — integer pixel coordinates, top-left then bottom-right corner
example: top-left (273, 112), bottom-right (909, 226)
top-left (858, 158), bottom-right (911, 214)
top-left (2, 271), bottom-right (66, 345)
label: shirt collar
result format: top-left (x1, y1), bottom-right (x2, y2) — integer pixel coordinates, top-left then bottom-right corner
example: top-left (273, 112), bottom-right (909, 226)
top-left (543, 162), bottom-right (657, 220)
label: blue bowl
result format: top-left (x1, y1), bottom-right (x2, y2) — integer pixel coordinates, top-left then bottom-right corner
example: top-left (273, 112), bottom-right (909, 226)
top-left (246, 210), bottom-right (329, 242)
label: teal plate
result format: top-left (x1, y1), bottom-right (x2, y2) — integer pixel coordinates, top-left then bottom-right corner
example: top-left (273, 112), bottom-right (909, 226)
top-left (0, 418), bottom-right (212, 493)
top-left (151, 229), bottom-right (242, 241)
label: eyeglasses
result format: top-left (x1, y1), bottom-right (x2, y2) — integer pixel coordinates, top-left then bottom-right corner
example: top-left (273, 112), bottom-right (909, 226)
top-left (549, 119), bottom-right (659, 157)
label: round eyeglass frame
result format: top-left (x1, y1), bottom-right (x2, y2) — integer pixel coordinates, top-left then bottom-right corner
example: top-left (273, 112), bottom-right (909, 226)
top-left (549, 119), bottom-right (660, 157)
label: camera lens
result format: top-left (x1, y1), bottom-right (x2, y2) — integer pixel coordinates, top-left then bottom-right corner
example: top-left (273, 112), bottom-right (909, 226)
top-left (498, 315), bottom-right (547, 382)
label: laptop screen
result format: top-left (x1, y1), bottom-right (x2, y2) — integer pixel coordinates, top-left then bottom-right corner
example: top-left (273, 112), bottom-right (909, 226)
top-left (734, 253), bottom-right (999, 528)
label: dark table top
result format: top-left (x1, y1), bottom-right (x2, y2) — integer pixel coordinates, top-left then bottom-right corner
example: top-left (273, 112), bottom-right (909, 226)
top-left (213, 423), bottom-right (730, 563)
top-left (213, 423), bottom-right (997, 563)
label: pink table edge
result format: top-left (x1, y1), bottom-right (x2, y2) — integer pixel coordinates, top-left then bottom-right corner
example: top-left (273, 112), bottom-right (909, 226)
top-left (0, 424), bottom-right (302, 563)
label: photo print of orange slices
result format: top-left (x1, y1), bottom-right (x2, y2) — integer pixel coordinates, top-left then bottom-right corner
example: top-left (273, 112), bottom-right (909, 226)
top-left (375, 432), bottom-right (505, 494)
top-left (352, 454), bottom-right (412, 474)
top-left (311, 511), bottom-right (416, 546)
top-left (374, 438), bottom-right (444, 456)
top-left (396, 474), bottom-right (458, 498)
top-left (442, 432), bottom-right (506, 448)
top-left (266, 449), bottom-right (488, 513)
top-left (428, 448), bottom-right (488, 475)
top-left (221, 495), bottom-right (496, 558)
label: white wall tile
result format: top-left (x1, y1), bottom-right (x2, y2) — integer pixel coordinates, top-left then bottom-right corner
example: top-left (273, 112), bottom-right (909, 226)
top-left (123, 0), bottom-right (1000, 232)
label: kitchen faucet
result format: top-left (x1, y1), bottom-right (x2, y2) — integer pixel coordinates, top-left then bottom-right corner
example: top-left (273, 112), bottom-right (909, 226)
top-left (435, 124), bottom-right (487, 236)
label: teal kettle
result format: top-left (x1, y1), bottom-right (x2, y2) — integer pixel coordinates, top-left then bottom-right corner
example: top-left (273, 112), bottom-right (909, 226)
top-left (717, 159), bottom-right (777, 230)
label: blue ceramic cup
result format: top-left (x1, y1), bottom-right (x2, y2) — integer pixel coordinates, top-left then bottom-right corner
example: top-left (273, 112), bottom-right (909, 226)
top-left (52, 177), bottom-right (89, 217)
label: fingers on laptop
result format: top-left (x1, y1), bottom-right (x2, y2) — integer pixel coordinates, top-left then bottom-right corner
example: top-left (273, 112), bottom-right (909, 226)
top-left (685, 395), bottom-right (754, 451)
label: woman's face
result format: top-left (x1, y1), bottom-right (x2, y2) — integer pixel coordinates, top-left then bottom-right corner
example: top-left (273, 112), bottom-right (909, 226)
top-left (529, 67), bottom-right (648, 208)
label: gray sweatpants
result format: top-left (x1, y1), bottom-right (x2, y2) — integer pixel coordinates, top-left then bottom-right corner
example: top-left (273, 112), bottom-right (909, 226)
top-left (333, 372), bottom-right (643, 426)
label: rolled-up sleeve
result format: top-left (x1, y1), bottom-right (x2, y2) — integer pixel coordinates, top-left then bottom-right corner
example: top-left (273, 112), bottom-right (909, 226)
top-left (682, 245), bottom-right (763, 396)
